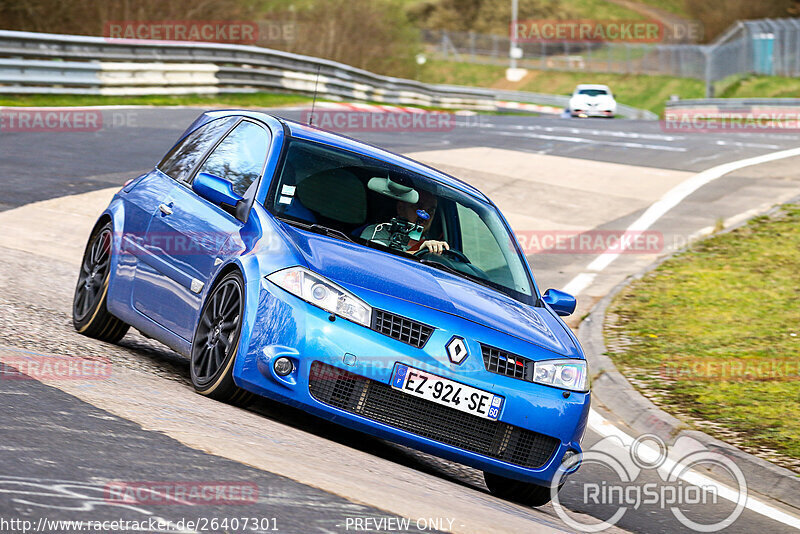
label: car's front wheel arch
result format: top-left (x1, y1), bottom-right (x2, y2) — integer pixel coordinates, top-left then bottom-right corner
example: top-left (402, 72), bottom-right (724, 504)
top-left (190, 266), bottom-right (254, 406)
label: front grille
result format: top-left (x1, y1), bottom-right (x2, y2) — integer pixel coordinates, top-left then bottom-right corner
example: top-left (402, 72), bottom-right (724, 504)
top-left (309, 362), bottom-right (559, 469)
top-left (482, 344), bottom-right (534, 382)
top-left (371, 309), bottom-right (433, 348)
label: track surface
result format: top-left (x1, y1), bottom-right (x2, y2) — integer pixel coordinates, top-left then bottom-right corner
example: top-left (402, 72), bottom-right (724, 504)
top-left (0, 370), bottom-right (408, 533)
top-left (3, 108), bottom-right (799, 212)
top-left (1, 107), bottom-right (800, 533)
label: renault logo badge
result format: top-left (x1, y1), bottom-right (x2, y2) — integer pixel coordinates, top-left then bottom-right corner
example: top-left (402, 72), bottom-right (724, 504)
top-left (446, 336), bottom-right (469, 365)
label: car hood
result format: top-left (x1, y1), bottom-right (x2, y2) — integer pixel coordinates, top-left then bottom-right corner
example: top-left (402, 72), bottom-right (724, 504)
top-left (281, 224), bottom-right (579, 357)
top-left (571, 94), bottom-right (615, 107)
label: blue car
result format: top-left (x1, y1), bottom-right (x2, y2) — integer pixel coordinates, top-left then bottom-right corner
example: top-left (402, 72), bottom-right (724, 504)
top-left (72, 110), bottom-right (590, 506)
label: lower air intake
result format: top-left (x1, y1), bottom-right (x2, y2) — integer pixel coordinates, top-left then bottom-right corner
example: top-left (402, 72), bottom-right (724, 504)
top-left (308, 361), bottom-right (559, 469)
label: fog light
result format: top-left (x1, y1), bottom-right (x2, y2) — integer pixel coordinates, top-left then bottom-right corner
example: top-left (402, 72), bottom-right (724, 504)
top-left (561, 449), bottom-right (581, 471)
top-left (274, 357), bottom-right (294, 376)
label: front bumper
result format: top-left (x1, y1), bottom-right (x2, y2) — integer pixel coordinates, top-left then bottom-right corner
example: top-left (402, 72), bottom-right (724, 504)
top-left (233, 278), bottom-right (590, 486)
top-left (571, 109), bottom-right (615, 118)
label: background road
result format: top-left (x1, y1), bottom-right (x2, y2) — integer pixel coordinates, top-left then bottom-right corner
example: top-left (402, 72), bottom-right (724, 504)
top-left (1, 106), bottom-right (799, 533)
top-left (3, 108), bottom-right (799, 212)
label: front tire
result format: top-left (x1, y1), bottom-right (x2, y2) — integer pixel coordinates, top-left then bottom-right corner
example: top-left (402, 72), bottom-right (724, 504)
top-left (190, 271), bottom-right (253, 406)
top-left (483, 471), bottom-right (558, 507)
top-left (73, 222), bottom-right (129, 343)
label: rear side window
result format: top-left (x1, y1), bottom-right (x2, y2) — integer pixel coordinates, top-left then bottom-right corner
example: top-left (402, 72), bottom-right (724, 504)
top-left (196, 120), bottom-right (270, 197)
top-left (158, 117), bottom-right (236, 184)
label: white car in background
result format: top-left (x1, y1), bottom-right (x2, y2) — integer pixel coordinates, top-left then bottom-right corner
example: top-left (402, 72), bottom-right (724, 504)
top-left (568, 84), bottom-right (617, 118)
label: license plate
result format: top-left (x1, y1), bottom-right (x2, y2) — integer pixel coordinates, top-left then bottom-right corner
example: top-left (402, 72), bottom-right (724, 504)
top-left (391, 364), bottom-right (504, 420)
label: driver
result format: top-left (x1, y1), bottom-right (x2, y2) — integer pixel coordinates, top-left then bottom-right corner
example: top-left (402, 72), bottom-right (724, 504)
top-left (360, 190), bottom-right (450, 254)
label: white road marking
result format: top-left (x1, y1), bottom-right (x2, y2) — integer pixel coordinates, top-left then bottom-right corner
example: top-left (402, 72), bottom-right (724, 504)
top-left (715, 139), bottom-right (783, 149)
top-left (494, 130), bottom-right (687, 152)
top-left (571, 145), bottom-right (800, 528)
top-left (581, 146), bottom-right (800, 275)
top-left (456, 122), bottom-right (789, 149)
top-left (500, 123), bottom-right (684, 142)
top-left (562, 273), bottom-right (597, 296)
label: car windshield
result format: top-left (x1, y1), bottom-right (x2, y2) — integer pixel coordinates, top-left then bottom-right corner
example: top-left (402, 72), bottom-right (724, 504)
top-left (578, 89), bottom-right (609, 96)
top-left (267, 138), bottom-right (534, 301)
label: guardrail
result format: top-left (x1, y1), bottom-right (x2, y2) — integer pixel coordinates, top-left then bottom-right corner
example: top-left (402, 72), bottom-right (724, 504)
top-left (0, 30), bottom-right (657, 119)
top-left (666, 98), bottom-right (800, 110)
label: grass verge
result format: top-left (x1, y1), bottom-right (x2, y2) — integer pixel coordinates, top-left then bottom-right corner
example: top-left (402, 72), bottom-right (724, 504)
top-left (417, 61), bottom-right (509, 88)
top-left (417, 60), bottom-right (705, 115)
top-left (605, 204), bottom-right (800, 470)
top-left (719, 75), bottom-right (800, 99)
top-left (418, 60), bottom-right (800, 116)
top-left (628, 0), bottom-right (690, 18)
top-left (560, 0), bottom-right (648, 20)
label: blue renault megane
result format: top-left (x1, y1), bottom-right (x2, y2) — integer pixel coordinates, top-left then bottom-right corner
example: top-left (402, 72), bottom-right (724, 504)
top-left (73, 110), bottom-right (589, 506)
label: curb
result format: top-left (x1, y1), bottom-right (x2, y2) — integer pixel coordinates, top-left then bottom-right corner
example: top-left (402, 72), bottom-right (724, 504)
top-left (578, 205), bottom-right (800, 512)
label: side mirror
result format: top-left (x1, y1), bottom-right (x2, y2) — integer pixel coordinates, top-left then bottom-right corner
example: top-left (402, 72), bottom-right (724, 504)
top-left (542, 288), bottom-right (576, 317)
top-left (192, 172), bottom-right (243, 208)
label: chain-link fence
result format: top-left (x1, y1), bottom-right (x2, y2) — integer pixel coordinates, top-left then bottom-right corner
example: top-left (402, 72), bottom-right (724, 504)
top-left (424, 18), bottom-right (800, 96)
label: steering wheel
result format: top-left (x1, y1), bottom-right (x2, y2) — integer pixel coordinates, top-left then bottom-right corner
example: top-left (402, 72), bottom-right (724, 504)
top-left (415, 247), bottom-right (471, 264)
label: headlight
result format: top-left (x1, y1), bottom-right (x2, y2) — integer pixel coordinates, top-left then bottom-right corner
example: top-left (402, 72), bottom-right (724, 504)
top-left (266, 267), bottom-right (372, 327)
top-left (532, 359), bottom-right (588, 392)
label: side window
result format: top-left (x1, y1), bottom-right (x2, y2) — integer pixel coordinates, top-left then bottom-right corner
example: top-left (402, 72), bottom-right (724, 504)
top-left (457, 204), bottom-right (506, 273)
top-left (158, 117), bottom-right (237, 184)
top-left (196, 121), bottom-right (270, 197)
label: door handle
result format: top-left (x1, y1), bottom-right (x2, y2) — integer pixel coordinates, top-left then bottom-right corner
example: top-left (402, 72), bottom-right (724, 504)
top-left (158, 203), bottom-right (173, 216)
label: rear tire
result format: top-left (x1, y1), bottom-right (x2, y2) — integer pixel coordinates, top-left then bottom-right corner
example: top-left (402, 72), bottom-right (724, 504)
top-left (190, 271), bottom-right (254, 407)
top-left (73, 222), bottom-right (129, 343)
top-left (483, 471), bottom-right (558, 507)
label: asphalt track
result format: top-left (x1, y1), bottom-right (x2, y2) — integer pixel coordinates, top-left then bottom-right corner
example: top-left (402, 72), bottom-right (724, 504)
top-left (1, 106), bottom-right (800, 534)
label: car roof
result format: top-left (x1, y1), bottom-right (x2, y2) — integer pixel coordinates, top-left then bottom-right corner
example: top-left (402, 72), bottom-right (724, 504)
top-left (199, 109), bottom-right (489, 202)
top-left (575, 84), bottom-right (611, 90)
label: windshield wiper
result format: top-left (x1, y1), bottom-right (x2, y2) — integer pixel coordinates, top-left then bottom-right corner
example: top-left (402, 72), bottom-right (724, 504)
top-left (419, 258), bottom-right (460, 276)
top-left (308, 224), bottom-right (354, 243)
top-left (418, 259), bottom-right (495, 291)
top-left (279, 218), bottom-right (354, 243)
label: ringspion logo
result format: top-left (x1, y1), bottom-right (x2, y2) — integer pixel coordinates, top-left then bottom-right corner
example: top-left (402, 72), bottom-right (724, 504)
top-left (551, 434), bottom-right (747, 531)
